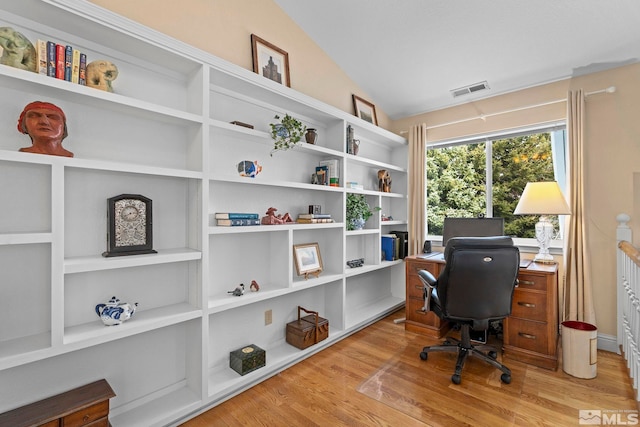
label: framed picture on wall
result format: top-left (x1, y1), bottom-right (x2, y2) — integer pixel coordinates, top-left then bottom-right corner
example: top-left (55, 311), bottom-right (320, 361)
top-left (352, 95), bottom-right (378, 125)
top-left (293, 242), bottom-right (323, 279)
top-left (251, 34), bottom-right (290, 87)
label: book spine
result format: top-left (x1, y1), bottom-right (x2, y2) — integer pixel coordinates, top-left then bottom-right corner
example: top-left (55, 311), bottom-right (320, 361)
top-left (297, 218), bottom-right (334, 224)
top-left (55, 44), bottom-right (65, 79)
top-left (298, 214), bottom-right (332, 219)
top-left (64, 45), bottom-right (72, 81)
top-left (217, 219), bottom-right (261, 226)
top-left (78, 53), bottom-right (87, 85)
top-left (46, 41), bottom-right (56, 77)
top-left (215, 213), bottom-right (260, 219)
top-left (36, 40), bottom-right (48, 75)
top-left (71, 49), bottom-right (80, 84)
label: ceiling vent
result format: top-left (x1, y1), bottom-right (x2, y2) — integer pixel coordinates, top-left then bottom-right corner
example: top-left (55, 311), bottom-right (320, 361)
top-left (451, 81), bottom-right (490, 98)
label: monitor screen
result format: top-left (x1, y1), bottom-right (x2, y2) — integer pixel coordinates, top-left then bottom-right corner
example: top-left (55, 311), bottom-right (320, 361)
top-left (441, 217), bottom-right (505, 248)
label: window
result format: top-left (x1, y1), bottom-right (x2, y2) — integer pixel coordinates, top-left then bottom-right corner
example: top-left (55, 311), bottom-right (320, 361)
top-left (426, 124), bottom-right (567, 239)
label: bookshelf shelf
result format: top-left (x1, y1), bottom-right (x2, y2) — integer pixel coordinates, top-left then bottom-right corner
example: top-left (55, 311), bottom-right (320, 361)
top-left (0, 1), bottom-right (407, 425)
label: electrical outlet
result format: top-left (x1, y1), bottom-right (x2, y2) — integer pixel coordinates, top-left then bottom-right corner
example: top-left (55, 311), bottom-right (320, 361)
top-left (265, 309), bottom-right (272, 325)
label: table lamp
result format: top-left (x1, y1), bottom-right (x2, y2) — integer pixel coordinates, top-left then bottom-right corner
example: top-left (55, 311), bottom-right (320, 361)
top-left (513, 181), bottom-right (570, 263)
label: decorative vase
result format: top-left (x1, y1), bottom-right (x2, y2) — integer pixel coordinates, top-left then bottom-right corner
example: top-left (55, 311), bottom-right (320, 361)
top-left (305, 128), bottom-right (317, 144)
top-left (350, 217), bottom-right (365, 230)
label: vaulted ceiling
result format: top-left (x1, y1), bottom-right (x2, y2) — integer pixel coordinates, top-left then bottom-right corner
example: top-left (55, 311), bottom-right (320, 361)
top-left (274, 0), bottom-right (640, 119)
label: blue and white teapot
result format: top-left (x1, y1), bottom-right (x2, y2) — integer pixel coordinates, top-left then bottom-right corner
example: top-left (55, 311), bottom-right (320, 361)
top-left (95, 296), bottom-right (138, 326)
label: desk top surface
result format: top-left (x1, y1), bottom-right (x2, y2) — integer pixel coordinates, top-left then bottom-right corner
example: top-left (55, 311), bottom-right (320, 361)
top-left (406, 253), bottom-right (558, 273)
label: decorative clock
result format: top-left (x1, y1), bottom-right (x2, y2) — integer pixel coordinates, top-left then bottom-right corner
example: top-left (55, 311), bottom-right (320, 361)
top-left (102, 194), bottom-right (157, 257)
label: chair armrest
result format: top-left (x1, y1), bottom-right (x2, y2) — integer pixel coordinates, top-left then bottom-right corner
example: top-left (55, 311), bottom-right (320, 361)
top-left (417, 270), bottom-right (437, 313)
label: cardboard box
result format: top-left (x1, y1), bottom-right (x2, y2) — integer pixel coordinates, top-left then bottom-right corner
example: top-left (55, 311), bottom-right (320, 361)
top-left (229, 344), bottom-right (265, 376)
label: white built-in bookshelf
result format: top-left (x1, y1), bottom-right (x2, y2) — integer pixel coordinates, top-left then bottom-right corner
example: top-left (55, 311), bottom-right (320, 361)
top-left (0, 1), bottom-right (408, 425)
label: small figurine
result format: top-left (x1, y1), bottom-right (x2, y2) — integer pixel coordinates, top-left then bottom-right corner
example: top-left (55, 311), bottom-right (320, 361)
top-left (86, 59), bottom-right (119, 92)
top-left (228, 283), bottom-right (245, 296)
top-left (250, 280), bottom-right (260, 292)
top-left (17, 101), bottom-right (73, 157)
top-left (261, 207), bottom-right (294, 225)
top-left (378, 169), bottom-right (392, 192)
top-left (95, 296), bottom-right (138, 326)
top-left (0, 27), bottom-right (36, 72)
top-left (237, 160), bottom-right (262, 178)
top-left (347, 258), bottom-right (365, 268)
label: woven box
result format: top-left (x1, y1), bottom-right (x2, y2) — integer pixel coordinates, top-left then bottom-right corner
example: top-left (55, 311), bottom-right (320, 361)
top-left (229, 344), bottom-right (265, 376)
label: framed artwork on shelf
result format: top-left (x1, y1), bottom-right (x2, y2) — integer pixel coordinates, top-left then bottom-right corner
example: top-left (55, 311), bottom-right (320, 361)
top-left (293, 243), bottom-right (323, 279)
top-left (352, 95), bottom-right (378, 125)
top-left (251, 34), bottom-right (290, 87)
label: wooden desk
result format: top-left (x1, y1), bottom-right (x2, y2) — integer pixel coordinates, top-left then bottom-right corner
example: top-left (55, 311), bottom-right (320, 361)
top-left (0, 379), bottom-right (115, 427)
top-left (405, 254), bottom-right (559, 370)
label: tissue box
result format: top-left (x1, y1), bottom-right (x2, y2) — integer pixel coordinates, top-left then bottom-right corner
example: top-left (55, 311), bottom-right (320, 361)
top-left (229, 344), bottom-right (265, 376)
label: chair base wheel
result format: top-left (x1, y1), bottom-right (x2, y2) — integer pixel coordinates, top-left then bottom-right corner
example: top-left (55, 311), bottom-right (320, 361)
top-left (501, 373), bottom-right (511, 384)
top-left (419, 351), bottom-right (428, 361)
top-left (488, 350), bottom-right (497, 359)
top-left (451, 374), bottom-right (461, 384)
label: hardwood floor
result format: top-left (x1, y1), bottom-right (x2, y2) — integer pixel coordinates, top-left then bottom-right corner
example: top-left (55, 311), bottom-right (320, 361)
top-left (179, 309), bottom-right (638, 426)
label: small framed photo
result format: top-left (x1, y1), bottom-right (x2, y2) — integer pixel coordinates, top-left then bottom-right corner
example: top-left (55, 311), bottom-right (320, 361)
top-left (293, 243), bottom-right (323, 279)
top-left (352, 95), bottom-right (378, 125)
top-left (251, 34), bottom-right (290, 87)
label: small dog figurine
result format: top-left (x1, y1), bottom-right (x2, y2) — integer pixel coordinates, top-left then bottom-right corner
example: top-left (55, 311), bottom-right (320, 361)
top-left (86, 60), bottom-right (119, 92)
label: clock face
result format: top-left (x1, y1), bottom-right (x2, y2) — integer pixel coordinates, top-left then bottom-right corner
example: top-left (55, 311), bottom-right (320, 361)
top-left (114, 198), bottom-right (147, 247)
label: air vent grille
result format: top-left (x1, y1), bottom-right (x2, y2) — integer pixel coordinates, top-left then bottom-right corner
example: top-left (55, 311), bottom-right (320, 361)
top-left (451, 81), bottom-right (490, 98)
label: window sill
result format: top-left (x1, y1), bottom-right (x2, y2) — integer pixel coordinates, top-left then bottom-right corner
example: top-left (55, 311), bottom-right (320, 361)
top-left (427, 236), bottom-right (564, 256)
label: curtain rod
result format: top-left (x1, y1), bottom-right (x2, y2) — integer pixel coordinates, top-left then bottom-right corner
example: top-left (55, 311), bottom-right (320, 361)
top-left (407, 86), bottom-right (616, 132)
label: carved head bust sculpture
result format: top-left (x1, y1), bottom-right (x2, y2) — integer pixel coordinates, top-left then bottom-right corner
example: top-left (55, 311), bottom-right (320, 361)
top-left (17, 101), bottom-right (73, 157)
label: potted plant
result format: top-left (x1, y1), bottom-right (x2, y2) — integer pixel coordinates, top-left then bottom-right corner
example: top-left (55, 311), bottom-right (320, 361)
top-left (346, 193), bottom-right (380, 230)
top-left (269, 114), bottom-right (307, 156)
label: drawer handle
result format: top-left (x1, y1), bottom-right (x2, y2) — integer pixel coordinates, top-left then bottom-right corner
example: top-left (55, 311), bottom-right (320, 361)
top-left (83, 415), bottom-right (90, 422)
top-left (519, 280), bottom-right (535, 286)
top-left (414, 309), bottom-right (427, 315)
top-left (415, 285), bottom-right (423, 290)
top-left (518, 332), bottom-right (537, 340)
top-left (517, 302), bottom-right (536, 308)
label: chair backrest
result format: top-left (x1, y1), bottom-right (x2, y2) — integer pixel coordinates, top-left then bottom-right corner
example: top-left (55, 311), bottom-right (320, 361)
top-left (438, 236), bottom-right (520, 329)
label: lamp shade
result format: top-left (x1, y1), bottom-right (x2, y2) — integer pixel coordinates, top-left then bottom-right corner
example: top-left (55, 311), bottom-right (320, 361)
top-left (514, 181), bottom-right (570, 215)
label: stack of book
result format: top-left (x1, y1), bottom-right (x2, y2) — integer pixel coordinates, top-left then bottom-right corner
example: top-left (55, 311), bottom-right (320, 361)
top-left (214, 212), bottom-right (260, 226)
top-left (296, 213), bottom-right (334, 224)
top-left (36, 40), bottom-right (87, 85)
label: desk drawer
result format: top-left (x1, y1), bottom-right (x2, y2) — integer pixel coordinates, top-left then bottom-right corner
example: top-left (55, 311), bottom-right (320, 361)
top-left (511, 290), bottom-right (548, 322)
top-left (62, 401), bottom-right (109, 426)
top-left (406, 296), bottom-right (437, 323)
top-left (504, 317), bottom-right (549, 354)
top-left (517, 273), bottom-right (548, 292)
top-left (406, 274), bottom-right (427, 299)
top-left (407, 261), bottom-right (439, 276)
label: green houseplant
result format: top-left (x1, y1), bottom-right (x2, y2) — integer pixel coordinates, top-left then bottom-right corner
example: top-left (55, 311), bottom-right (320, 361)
top-left (346, 193), bottom-right (380, 230)
top-left (269, 114), bottom-right (306, 156)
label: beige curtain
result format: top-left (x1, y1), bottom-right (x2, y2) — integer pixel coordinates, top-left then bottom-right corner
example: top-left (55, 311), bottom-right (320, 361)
top-left (563, 89), bottom-right (596, 324)
top-left (408, 124), bottom-right (427, 255)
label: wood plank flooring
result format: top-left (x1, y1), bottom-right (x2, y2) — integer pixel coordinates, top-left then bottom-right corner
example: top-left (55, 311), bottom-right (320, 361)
top-left (179, 309), bottom-right (638, 426)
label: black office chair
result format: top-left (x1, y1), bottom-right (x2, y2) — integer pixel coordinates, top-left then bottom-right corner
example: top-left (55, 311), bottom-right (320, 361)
top-left (418, 236), bottom-right (519, 384)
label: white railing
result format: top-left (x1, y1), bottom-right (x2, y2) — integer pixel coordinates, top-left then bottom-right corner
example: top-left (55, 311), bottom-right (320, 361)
top-left (616, 213), bottom-right (639, 402)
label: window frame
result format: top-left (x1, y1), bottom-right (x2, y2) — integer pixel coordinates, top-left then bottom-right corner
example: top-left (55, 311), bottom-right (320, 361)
top-left (425, 121), bottom-right (567, 255)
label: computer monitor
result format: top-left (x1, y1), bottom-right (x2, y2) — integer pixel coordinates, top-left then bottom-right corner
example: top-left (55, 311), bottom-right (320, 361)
top-left (441, 217), bottom-right (505, 248)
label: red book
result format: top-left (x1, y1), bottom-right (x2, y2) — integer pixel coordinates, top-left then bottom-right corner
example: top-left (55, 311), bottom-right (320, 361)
top-left (55, 44), bottom-right (65, 79)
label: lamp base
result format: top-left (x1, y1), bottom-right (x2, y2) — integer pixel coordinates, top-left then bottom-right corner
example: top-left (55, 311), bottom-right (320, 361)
top-left (533, 253), bottom-right (556, 264)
